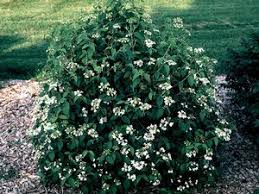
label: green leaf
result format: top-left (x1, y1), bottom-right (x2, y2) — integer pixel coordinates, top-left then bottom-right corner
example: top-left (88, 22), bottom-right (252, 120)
top-left (156, 95), bottom-right (164, 107)
top-left (143, 73), bottom-right (151, 83)
top-left (48, 151), bottom-right (55, 161)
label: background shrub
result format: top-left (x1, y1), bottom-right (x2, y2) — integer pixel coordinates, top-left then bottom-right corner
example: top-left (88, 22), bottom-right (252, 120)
top-left (30, 0), bottom-right (231, 193)
top-left (225, 32), bottom-right (259, 144)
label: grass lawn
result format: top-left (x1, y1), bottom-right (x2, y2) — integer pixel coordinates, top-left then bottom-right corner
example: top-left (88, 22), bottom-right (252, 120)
top-left (0, 0), bottom-right (259, 79)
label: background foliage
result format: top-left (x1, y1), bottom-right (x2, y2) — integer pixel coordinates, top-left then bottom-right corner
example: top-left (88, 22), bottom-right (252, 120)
top-left (225, 32), bottom-right (259, 144)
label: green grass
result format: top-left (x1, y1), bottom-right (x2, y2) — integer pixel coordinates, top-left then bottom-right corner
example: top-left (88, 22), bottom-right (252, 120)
top-left (0, 0), bottom-right (258, 79)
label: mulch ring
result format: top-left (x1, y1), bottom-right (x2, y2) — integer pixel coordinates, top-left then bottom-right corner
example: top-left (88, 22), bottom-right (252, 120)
top-left (0, 79), bottom-right (258, 194)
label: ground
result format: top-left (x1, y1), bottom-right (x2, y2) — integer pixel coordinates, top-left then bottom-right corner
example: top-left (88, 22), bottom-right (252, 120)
top-left (1, 0), bottom-right (259, 78)
top-left (0, 79), bottom-right (258, 194)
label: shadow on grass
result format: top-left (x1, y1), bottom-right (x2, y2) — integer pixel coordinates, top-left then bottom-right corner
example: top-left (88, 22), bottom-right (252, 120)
top-left (151, 0), bottom-right (259, 74)
top-left (0, 35), bottom-right (47, 80)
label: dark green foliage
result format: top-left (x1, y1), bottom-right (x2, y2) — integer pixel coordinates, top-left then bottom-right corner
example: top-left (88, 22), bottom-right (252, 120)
top-left (225, 33), bottom-right (259, 144)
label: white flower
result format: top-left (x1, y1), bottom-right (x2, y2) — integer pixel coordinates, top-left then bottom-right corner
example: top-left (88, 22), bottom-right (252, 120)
top-left (147, 57), bottom-right (156, 65)
top-left (166, 60), bottom-right (177, 66)
top-left (127, 174), bottom-right (136, 182)
top-left (91, 98), bottom-right (102, 112)
top-left (84, 70), bottom-right (95, 79)
top-left (126, 125), bottom-right (135, 135)
top-left (122, 163), bottom-right (132, 172)
top-left (143, 132), bottom-right (155, 141)
top-left (178, 110), bottom-right (187, 119)
top-left (99, 117), bottom-right (107, 124)
top-left (67, 62), bottom-right (79, 69)
top-left (139, 102), bottom-right (152, 111)
top-left (133, 60), bottom-right (144, 67)
top-left (173, 17), bottom-right (184, 28)
top-left (186, 150), bottom-right (197, 158)
top-left (74, 90), bottom-right (83, 97)
top-left (188, 162), bottom-right (199, 172)
top-left (204, 150), bottom-right (213, 161)
top-left (215, 128), bottom-right (231, 141)
top-left (113, 23), bottom-right (121, 29)
top-left (145, 39), bottom-right (156, 48)
top-left (106, 88), bottom-right (117, 97)
top-left (127, 97), bottom-right (141, 107)
top-left (199, 77), bottom-right (210, 85)
top-left (164, 96), bottom-right (175, 106)
top-left (194, 48), bottom-right (204, 54)
top-left (159, 117), bottom-right (174, 131)
top-left (159, 83), bottom-right (172, 90)
top-left (82, 107), bottom-right (88, 117)
top-left (92, 32), bottom-right (100, 39)
top-left (118, 38), bottom-right (130, 43)
top-left (87, 128), bottom-right (99, 138)
top-left (131, 160), bottom-right (146, 170)
top-left (113, 107), bottom-right (125, 116)
top-left (144, 30), bottom-right (152, 36)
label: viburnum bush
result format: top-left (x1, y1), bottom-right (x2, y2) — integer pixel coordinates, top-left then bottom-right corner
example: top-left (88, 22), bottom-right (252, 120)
top-left (30, 0), bottom-right (231, 193)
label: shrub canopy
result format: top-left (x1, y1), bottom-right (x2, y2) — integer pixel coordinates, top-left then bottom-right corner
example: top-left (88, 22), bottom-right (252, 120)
top-left (31, 0), bottom-right (231, 193)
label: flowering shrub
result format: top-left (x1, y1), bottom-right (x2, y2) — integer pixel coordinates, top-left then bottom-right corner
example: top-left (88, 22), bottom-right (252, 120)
top-left (30, 0), bottom-right (231, 193)
top-left (225, 32), bottom-right (259, 144)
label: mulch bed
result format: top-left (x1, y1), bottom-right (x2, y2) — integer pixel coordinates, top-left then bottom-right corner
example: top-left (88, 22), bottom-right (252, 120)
top-left (0, 79), bottom-right (258, 194)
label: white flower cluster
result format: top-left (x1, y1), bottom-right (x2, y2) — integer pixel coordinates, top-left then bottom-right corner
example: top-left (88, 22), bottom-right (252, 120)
top-left (113, 23), bottom-right (121, 29)
top-left (78, 171), bottom-right (88, 181)
top-left (164, 96), bottom-right (175, 106)
top-left (133, 59), bottom-right (144, 67)
top-left (166, 59), bottom-right (177, 66)
top-left (127, 98), bottom-right (152, 111)
top-left (186, 150), bottom-right (197, 158)
top-left (131, 160), bottom-right (147, 171)
top-left (41, 95), bottom-right (57, 106)
top-left (113, 106), bottom-right (125, 116)
top-left (135, 142), bottom-right (152, 159)
top-left (143, 124), bottom-right (160, 141)
top-left (74, 90), bottom-right (83, 97)
top-left (144, 30), bottom-right (152, 36)
top-left (188, 161), bottom-right (199, 172)
top-left (98, 82), bottom-right (117, 97)
top-left (159, 117), bottom-right (174, 131)
top-left (92, 32), bottom-right (100, 39)
top-left (83, 70), bottom-right (95, 79)
top-left (111, 131), bottom-right (128, 146)
top-left (126, 125), bottom-right (135, 135)
top-left (91, 98), bottom-right (102, 112)
top-left (82, 107), bottom-right (88, 117)
top-left (178, 110), bottom-right (188, 119)
top-left (66, 62), bottom-right (79, 69)
top-left (159, 82), bottom-right (172, 91)
top-left (121, 163), bottom-right (136, 182)
top-left (176, 177), bottom-right (198, 192)
top-left (139, 102), bottom-right (152, 111)
top-left (117, 37), bottom-right (130, 43)
top-left (50, 130), bottom-right (62, 139)
top-left (173, 17), bottom-right (184, 28)
top-left (204, 150), bottom-right (213, 161)
top-left (199, 77), bottom-right (210, 85)
top-left (145, 39), bottom-right (156, 48)
top-left (194, 48), bottom-right (205, 54)
top-left (99, 117), bottom-right (107, 124)
top-left (156, 147), bottom-right (172, 162)
top-left (87, 128), bottom-right (99, 138)
top-left (215, 127), bottom-right (231, 141)
top-left (147, 57), bottom-right (156, 65)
